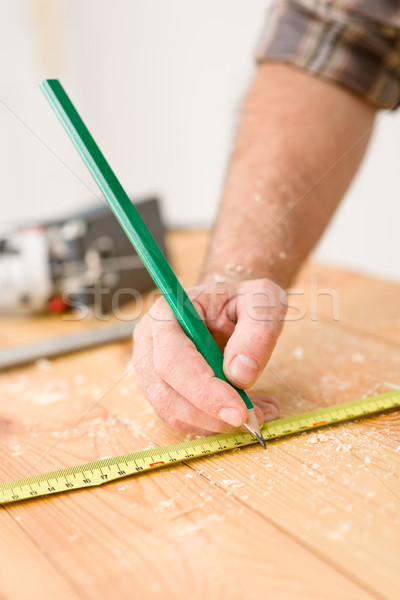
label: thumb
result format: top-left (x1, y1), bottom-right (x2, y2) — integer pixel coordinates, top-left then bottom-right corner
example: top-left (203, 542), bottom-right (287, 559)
top-left (223, 281), bottom-right (286, 388)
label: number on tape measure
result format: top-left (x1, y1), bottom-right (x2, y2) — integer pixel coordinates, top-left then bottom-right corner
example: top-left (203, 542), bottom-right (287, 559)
top-left (0, 390), bottom-right (399, 505)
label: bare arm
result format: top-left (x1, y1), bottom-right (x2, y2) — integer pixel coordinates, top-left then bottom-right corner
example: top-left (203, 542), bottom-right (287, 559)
top-left (133, 64), bottom-right (376, 435)
top-left (201, 63), bottom-right (375, 288)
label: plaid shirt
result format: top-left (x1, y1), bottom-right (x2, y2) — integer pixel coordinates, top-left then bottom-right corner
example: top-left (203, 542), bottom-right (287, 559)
top-left (256, 0), bottom-right (400, 109)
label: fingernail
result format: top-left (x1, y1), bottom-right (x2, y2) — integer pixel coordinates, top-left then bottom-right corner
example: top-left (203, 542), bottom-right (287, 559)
top-left (218, 407), bottom-right (243, 427)
top-left (229, 354), bottom-right (258, 385)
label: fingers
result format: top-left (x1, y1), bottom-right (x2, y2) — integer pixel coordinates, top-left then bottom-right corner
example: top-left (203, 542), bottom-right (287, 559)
top-left (152, 317), bottom-right (248, 427)
top-left (134, 321), bottom-right (266, 434)
top-left (250, 394), bottom-right (280, 421)
top-left (223, 280), bottom-right (287, 388)
top-left (133, 281), bottom-right (284, 437)
top-left (146, 377), bottom-right (264, 435)
top-left (133, 297), bottom-right (248, 430)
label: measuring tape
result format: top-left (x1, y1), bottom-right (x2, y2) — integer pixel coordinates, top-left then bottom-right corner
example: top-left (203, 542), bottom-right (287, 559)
top-left (1, 390), bottom-right (399, 505)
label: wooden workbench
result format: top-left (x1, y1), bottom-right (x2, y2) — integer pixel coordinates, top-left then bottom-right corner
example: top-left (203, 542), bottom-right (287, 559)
top-left (0, 231), bottom-right (399, 600)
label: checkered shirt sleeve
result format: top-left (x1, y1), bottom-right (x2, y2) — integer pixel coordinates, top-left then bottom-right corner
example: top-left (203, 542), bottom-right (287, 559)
top-left (256, 0), bottom-right (400, 109)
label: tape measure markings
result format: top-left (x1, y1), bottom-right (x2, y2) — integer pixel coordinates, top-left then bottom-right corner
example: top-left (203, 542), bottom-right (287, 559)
top-left (1, 389), bottom-right (399, 505)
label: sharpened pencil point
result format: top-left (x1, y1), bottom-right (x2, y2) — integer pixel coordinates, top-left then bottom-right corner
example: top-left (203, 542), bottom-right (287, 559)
top-left (243, 408), bottom-right (267, 449)
top-left (255, 432), bottom-right (267, 449)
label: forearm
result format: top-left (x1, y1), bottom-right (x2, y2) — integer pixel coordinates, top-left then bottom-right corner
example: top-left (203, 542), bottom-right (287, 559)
top-left (135, 64), bottom-right (377, 434)
top-left (200, 64), bottom-right (376, 289)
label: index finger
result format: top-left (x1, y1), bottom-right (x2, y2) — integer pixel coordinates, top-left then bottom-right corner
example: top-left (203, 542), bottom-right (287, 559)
top-left (150, 306), bottom-right (248, 428)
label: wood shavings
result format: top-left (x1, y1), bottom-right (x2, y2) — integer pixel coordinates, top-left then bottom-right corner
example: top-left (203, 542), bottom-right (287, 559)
top-left (168, 504), bottom-right (205, 520)
top-left (326, 522), bottom-right (352, 541)
top-left (35, 358), bottom-right (52, 371)
top-left (351, 353), bottom-right (365, 363)
top-left (293, 347), bottom-right (304, 360)
top-left (154, 498), bottom-right (176, 511)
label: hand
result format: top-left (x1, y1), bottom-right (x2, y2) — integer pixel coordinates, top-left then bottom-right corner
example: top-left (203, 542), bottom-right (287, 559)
top-left (132, 278), bottom-right (287, 435)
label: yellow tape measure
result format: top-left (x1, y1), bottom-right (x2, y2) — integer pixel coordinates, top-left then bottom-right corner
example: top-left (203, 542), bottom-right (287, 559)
top-left (1, 390), bottom-right (399, 505)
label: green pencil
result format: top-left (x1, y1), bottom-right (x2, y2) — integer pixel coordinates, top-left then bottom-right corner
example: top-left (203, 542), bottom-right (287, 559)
top-left (40, 79), bottom-right (266, 448)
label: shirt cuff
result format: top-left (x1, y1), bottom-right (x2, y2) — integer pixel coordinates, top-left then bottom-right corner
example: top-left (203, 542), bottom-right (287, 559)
top-left (256, 0), bottom-right (400, 110)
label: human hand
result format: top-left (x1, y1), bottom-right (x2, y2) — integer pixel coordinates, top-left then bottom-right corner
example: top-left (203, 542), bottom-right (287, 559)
top-left (133, 278), bottom-right (287, 435)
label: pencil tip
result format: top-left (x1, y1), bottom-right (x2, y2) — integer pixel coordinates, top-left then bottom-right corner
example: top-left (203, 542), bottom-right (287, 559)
top-left (254, 432), bottom-right (267, 449)
top-left (243, 408), bottom-right (267, 449)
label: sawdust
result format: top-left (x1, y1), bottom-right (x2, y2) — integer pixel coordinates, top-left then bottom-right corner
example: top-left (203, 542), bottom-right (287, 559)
top-left (292, 347), bottom-right (304, 360)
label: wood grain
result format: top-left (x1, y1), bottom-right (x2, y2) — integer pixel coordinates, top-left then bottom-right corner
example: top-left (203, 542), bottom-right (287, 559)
top-left (0, 231), bottom-right (398, 600)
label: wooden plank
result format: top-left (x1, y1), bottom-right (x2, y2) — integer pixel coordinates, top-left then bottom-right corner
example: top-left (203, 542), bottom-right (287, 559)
top-left (2, 472), bottom-right (379, 600)
top-left (0, 347), bottom-right (376, 600)
top-left (0, 230), bottom-right (398, 599)
top-left (192, 318), bottom-right (400, 600)
top-left (291, 262), bottom-right (400, 345)
top-left (0, 509), bottom-right (83, 600)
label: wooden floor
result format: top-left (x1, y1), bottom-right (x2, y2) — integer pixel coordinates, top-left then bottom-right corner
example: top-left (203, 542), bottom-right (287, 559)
top-left (0, 231), bottom-right (399, 600)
